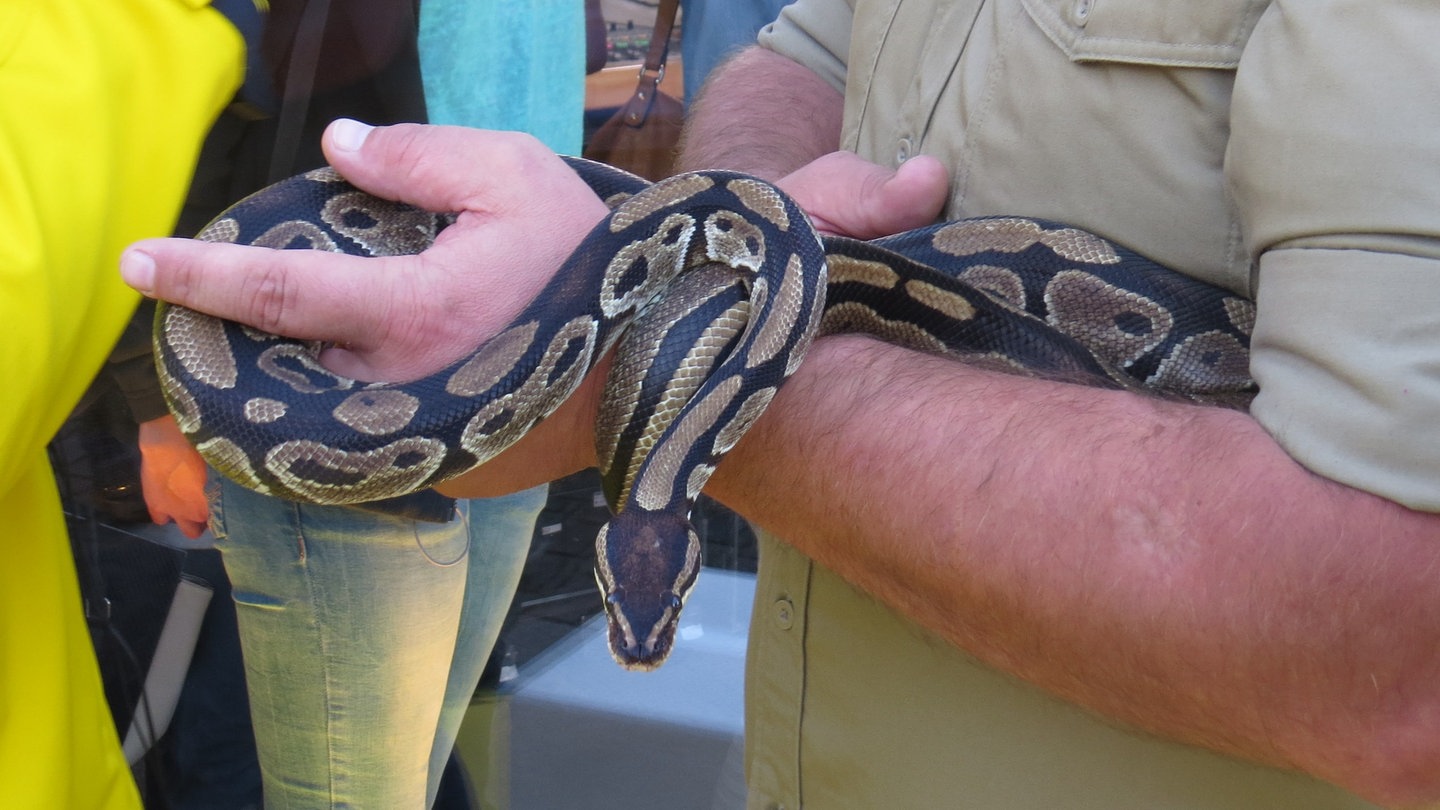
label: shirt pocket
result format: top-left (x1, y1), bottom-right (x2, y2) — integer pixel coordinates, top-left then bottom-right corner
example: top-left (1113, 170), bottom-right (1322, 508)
top-left (1020, 0), bottom-right (1268, 68)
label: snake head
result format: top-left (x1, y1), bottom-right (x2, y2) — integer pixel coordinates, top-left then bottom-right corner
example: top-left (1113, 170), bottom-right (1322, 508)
top-left (594, 509), bottom-right (702, 671)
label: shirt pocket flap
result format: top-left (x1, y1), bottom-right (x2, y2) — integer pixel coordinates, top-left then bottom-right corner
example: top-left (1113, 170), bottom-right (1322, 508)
top-left (1022, 0), bottom-right (1267, 68)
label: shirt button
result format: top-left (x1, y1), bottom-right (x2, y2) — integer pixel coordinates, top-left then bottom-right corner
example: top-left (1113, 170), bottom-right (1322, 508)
top-left (1071, 0), bottom-right (1092, 25)
top-left (774, 598), bottom-right (794, 630)
top-left (896, 136), bottom-right (912, 164)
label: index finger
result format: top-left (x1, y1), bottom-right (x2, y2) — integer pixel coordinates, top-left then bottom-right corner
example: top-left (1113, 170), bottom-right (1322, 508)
top-left (121, 237), bottom-right (402, 349)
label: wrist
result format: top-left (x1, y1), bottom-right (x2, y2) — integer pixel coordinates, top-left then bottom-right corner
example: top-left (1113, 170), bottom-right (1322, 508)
top-left (138, 414), bottom-right (187, 453)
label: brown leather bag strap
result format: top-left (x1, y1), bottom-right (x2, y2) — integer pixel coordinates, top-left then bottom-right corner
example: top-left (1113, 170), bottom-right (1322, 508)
top-left (643, 0), bottom-right (680, 74)
top-left (622, 0), bottom-right (681, 127)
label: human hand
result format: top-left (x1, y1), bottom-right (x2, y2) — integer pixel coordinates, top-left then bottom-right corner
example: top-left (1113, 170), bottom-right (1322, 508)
top-left (121, 120), bottom-right (614, 497)
top-left (776, 151), bottom-right (949, 239)
top-left (121, 120), bottom-right (612, 383)
top-left (137, 415), bottom-right (209, 538)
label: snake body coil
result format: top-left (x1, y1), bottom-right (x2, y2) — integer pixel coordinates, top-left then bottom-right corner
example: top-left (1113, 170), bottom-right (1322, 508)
top-left (156, 157), bottom-right (1256, 670)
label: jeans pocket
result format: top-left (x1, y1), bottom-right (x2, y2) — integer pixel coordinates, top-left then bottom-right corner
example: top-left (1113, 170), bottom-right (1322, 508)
top-left (412, 500), bottom-right (470, 566)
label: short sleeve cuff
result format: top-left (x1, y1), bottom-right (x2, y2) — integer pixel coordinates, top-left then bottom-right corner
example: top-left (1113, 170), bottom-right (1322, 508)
top-left (1250, 248), bottom-right (1440, 512)
top-left (756, 0), bottom-right (852, 96)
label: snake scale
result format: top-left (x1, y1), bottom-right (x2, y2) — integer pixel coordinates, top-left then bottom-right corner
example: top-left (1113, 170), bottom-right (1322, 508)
top-left (155, 156), bottom-right (1256, 671)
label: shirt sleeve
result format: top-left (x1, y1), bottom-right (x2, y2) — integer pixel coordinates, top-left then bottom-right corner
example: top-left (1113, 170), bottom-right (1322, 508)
top-left (1228, 1), bottom-right (1440, 511)
top-left (756, 0), bottom-right (854, 95)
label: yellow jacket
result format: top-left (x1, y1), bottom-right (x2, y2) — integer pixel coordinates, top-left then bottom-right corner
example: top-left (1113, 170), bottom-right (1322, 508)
top-left (0, 1), bottom-right (241, 806)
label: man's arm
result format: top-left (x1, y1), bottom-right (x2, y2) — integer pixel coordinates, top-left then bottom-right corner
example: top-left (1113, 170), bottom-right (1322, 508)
top-left (706, 335), bottom-right (1440, 806)
top-left (680, 46), bottom-right (1440, 806)
top-left (676, 46), bottom-right (842, 180)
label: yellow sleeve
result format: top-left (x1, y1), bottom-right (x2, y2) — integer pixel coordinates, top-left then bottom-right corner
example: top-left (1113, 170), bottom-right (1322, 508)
top-left (0, 0), bottom-right (242, 472)
top-left (0, 1), bottom-right (242, 806)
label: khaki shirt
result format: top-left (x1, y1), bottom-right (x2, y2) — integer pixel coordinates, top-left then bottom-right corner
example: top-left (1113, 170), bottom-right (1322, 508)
top-left (745, 0), bottom-right (1440, 806)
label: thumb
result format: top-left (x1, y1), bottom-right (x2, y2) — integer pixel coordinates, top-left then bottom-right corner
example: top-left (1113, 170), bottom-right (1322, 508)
top-left (778, 151), bottom-right (949, 239)
top-left (320, 119), bottom-right (587, 216)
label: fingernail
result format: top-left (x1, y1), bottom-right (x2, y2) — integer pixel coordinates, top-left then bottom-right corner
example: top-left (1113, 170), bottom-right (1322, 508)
top-left (121, 248), bottom-right (156, 294)
top-left (331, 118), bottom-right (374, 152)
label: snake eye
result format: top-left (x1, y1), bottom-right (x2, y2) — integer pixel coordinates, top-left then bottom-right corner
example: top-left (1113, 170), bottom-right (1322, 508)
top-left (605, 588), bottom-right (625, 607)
top-left (664, 592), bottom-right (683, 611)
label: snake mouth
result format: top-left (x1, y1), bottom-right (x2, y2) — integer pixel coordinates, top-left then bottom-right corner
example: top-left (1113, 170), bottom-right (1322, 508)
top-left (607, 616), bottom-right (677, 672)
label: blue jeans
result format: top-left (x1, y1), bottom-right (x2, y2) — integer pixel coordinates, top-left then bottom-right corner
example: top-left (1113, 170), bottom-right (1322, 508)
top-left (210, 477), bottom-right (545, 809)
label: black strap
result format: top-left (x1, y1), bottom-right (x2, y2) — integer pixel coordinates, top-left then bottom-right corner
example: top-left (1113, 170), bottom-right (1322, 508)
top-left (267, 0), bottom-right (332, 182)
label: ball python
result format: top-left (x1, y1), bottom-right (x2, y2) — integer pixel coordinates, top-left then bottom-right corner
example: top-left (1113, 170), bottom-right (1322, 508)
top-left (154, 156), bottom-right (1256, 671)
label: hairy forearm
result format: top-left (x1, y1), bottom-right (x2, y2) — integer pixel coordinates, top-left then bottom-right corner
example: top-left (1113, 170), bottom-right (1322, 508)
top-left (676, 46), bottom-right (843, 178)
top-left (706, 334), bottom-right (1440, 806)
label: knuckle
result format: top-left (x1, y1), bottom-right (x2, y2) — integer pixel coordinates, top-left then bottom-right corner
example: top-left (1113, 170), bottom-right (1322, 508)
top-left (386, 123), bottom-right (445, 191)
top-left (242, 260), bottom-right (296, 334)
